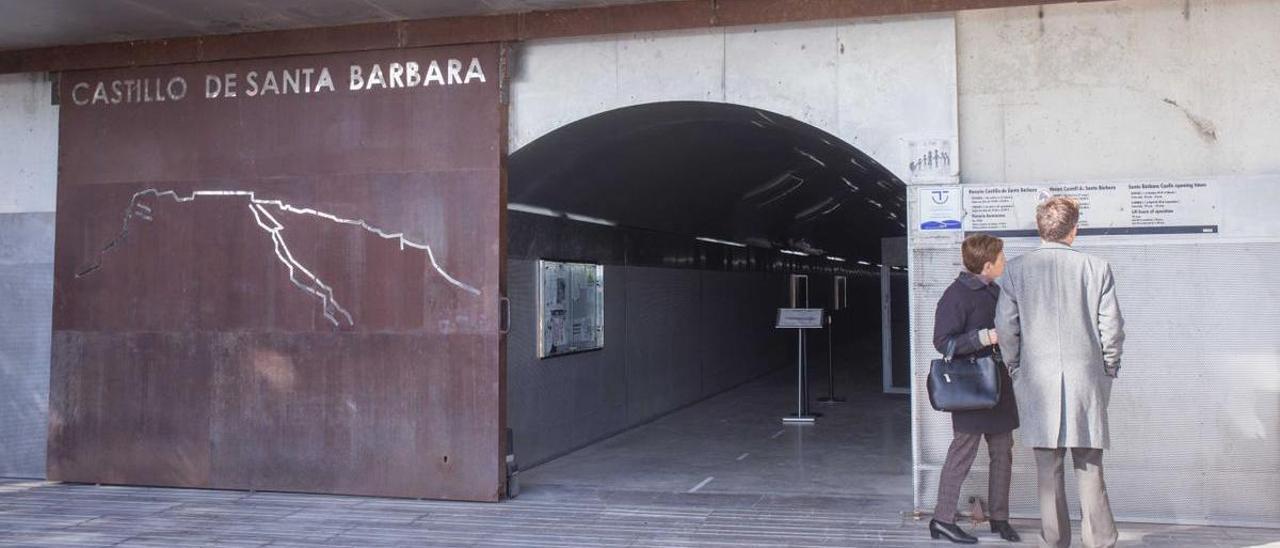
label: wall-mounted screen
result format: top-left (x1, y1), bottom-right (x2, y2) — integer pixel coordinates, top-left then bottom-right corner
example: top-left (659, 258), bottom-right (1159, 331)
top-left (538, 260), bottom-right (604, 358)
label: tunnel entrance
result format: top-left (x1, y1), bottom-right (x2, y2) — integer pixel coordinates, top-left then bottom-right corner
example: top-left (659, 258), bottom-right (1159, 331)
top-left (504, 101), bottom-right (910, 500)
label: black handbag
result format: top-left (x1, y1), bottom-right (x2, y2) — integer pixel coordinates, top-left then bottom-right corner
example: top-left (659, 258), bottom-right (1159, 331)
top-left (926, 338), bottom-right (1001, 412)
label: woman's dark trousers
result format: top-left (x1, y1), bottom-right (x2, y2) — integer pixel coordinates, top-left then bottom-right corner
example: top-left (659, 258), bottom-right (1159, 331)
top-left (934, 431), bottom-right (1013, 523)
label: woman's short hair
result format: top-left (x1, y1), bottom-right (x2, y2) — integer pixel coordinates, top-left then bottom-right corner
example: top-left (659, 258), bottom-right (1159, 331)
top-left (961, 234), bottom-right (1004, 274)
top-left (1036, 196), bottom-right (1080, 242)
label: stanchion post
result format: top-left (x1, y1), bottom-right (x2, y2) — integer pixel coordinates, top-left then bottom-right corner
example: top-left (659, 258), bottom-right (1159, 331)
top-left (779, 307), bottom-right (822, 424)
top-left (818, 313), bottom-right (846, 404)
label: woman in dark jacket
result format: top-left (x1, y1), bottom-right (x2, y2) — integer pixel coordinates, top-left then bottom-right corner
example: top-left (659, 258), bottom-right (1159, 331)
top-left (928, 234), bottom-right (1020, 544)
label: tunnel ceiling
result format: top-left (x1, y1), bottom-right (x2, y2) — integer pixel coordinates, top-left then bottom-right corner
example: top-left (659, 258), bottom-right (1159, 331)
top-left (509, 101), bottom-right (907, 261)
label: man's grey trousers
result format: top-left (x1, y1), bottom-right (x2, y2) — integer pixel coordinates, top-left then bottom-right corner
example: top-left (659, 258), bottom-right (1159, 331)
top-left (1034, 447), bottom-right (1118, 548)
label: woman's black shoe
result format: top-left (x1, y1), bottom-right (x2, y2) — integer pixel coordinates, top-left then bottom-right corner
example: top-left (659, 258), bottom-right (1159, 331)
top-left (929, 519), bottom-right (978, 544)
top-left (990, 520), bottom-right (1020, 542)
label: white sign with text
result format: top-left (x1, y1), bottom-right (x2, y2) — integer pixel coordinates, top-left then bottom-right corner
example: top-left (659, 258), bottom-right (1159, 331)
top-left (917, 186), bottom-right (964, 231)
top-left (962, 181), bottom-right (1221, 237)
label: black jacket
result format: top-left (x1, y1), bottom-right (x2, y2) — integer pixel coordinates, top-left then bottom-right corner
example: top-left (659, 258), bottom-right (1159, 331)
top-left (932, 271), bottom-right (1019, 434)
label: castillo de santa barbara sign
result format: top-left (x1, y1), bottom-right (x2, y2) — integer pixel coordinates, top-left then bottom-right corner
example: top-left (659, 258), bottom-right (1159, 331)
top-left (69, 56), bottom-right (487, 106)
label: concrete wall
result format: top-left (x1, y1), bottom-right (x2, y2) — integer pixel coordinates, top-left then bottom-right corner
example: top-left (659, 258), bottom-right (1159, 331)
top-left (957, 0), bottom-right (1280, 183)
top-left (906, 0), bottom-right (1280, 527)
top-left (509, 14), bottom-right (959, 184)
top-left (0, 72), bottom-right (58, 478)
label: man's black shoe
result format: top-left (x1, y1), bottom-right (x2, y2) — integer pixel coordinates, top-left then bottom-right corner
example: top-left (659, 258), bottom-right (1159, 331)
top-left (929, 519), bottom-right (978, 544)
top-left (990, 520), bottom-right (1021, 542)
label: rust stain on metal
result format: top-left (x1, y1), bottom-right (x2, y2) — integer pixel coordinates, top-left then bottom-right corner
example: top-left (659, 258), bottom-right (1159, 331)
top-left (49, 44), bottom-right (507, 501)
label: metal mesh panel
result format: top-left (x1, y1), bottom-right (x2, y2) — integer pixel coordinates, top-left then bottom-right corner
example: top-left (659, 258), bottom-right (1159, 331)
top-left (913, 241), bottom-right (1280, 528)
top-left (0, 212), bottom-right (54, 479)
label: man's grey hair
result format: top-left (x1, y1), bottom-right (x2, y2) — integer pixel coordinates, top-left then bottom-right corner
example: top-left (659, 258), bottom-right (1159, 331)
top-left (1036, 196), bottom-right (1080, 242)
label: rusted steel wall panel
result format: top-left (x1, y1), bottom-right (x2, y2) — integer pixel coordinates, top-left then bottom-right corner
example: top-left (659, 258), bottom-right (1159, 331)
top-left (402, 16), bottom-right (521, 51)
top-left (519, 1), bottom-right (714, 41)
top-left (712, 0), bottom-right (1078, 25)
top-left (49, 44), bottom-right (506, 501)
top-left (0, 1), bottom-right (1106, 74)
top-left (197, 22), bottom-right (407, 64)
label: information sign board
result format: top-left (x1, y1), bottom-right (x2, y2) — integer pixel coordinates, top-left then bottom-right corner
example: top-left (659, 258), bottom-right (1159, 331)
top-left (963, 181), bottom-right (1220, 237)
top-left (776, 308), bottom-right (825, 329)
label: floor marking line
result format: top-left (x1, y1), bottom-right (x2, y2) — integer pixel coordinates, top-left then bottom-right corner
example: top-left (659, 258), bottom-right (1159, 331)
top-left (736, 453), bottom-right (750, 461)
top-left (687, 476), bottom-right (715, 493)
top-left (770, 429), bottom-right (785, 439)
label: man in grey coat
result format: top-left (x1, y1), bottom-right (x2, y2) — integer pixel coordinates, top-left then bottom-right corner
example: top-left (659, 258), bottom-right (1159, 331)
top-left (995, 196), bottom-right (1125, 548)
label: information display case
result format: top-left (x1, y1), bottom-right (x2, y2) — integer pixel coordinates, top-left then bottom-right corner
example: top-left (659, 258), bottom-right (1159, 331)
top-left (537, 260), bottom-right (604, 358)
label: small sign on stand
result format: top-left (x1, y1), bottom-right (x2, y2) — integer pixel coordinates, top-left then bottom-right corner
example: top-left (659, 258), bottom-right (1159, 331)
top-left (776, 308), bottom-right (824, 424)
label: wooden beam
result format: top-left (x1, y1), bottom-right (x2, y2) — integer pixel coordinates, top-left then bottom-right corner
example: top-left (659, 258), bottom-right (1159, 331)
top-left (0, 0), bottom-right (1107, 74)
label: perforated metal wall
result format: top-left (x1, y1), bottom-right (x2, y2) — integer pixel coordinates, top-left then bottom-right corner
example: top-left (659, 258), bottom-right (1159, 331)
top-left (0, 213), bottom-right (53, 478)
top-left (0, 72), bottom-right (57, 480)
top-left (912, 236), bottom-right (1280, 527)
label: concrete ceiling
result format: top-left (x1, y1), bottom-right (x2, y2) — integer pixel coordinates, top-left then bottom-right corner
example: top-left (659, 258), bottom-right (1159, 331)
top-left (0, 0), bottom-right (659, 51)
top-left (510, 101), bottom-right (906, 260)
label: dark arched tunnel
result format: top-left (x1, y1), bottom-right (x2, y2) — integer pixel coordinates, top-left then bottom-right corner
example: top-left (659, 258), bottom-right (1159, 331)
top-left (510, 101), bottom-right (906, 260)
top-left (504, 101), bottom-right (909, 469)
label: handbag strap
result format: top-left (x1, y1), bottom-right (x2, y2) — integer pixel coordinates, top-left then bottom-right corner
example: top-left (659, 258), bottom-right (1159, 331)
top-left (943, 338), bottom-right (957, 363)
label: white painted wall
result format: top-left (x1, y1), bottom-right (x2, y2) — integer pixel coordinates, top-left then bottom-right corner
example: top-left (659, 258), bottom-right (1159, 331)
top-left (509, 15), bottom-right (960, 184)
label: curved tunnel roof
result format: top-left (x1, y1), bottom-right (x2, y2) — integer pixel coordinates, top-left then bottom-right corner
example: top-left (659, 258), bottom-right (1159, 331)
top-left (509, 101), bottom-right (907, 261)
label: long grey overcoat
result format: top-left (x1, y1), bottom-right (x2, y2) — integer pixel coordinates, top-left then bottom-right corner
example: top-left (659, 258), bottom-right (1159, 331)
top-left (994, 242), bottom-right (1125, 449)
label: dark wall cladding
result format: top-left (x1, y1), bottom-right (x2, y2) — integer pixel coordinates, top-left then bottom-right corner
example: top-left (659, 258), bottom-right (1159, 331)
top-left (49, 44), bottom-right (506, 501)
top-left (507, 211), bottom-right (884, 466)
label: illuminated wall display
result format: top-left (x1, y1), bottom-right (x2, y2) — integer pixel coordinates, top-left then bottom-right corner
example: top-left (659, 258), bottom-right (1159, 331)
top-left (537, 260), bottom-right (604, 358)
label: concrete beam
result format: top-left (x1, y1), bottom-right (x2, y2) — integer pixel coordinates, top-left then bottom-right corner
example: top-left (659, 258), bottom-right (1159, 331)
top-left (0, 0), bottom-right (1109, 74)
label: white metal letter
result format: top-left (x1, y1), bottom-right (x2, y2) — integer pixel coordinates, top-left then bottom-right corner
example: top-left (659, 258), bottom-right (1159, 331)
top-left (349, 64), bottom-right (364, 91)
top-left (464, 57), bottom-right (486, 83)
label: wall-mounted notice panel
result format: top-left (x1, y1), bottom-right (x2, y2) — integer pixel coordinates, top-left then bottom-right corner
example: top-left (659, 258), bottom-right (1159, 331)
top-left (963, 181), bottom-right (1221, 237)
top-left (50, 44), bottom-right (507, 501)
top-left (909, 176), bottom-right (1280, 527)
top-left (538, 260), bottom-right (604, 358)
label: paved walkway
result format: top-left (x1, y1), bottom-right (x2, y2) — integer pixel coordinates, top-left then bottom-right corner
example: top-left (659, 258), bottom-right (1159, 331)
top-left (2, 372), bottom-right (1276, 547)
top-left (1, 479), bottom-right (1277, 547)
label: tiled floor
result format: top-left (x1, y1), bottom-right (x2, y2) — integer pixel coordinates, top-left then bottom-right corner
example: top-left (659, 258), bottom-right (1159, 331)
top-left (1, 371), bottom-right (1276, 547)
top-left (521, 370), bottom-right (914, 499)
